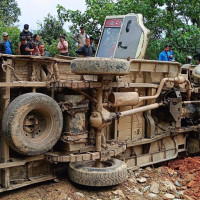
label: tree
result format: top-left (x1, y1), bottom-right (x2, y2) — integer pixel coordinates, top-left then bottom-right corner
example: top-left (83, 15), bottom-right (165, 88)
top-left (37, 14), bottom-right (77, 57)
top-left (0, 0), bottom-right (21, 25)
top-left (0, 22), bottom-right (21, 54)
top-left (57, 0), bottom-right (200, 63)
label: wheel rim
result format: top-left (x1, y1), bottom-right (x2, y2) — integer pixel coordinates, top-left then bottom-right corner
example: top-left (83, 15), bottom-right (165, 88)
top-left (23, 108), bottom-right (52, 142)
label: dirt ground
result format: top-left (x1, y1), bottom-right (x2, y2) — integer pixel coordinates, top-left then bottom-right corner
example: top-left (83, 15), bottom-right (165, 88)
top-left (0, 156), bottom-right (199, 200)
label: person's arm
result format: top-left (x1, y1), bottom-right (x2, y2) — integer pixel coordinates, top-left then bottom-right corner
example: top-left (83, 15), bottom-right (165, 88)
top-left (60, 39), bottom-right (68, 50)
top-left (17, 42), bottom-right (21, 55)
top-left (57, 42), bottom-right (62, 50)
top-left (62, 41), bottom-right (68, 50)
top-left (25, 43), bottom-right (34, 52)
top-left (76, 46), bottom-right (85, 55)
top-left (159, 53), bottom-right (162, 61)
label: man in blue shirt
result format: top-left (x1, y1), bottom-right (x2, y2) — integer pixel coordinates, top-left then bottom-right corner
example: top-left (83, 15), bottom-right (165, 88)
top-left (159, 45), bottom-right (169, 61)
top-left (168, 45), bottom-right (175, 61)
top-left (0, 32), bottom-right (13, 54)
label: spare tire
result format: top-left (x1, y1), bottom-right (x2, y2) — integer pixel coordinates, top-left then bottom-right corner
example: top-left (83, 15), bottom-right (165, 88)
top-left (68, 158), bottom-right (128, 187)
top-left (2, 93), bottom-right (63, 155)
top-left (71, 57), bottom-right (130, 75)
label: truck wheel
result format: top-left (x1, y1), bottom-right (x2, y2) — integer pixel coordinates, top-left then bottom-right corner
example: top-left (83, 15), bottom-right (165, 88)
top-left (68, 158), bottom-right (128, 186)
top-left (71, 57), bottom-right (130, 75)
top-left (2, 93), bottom-right (63, 155)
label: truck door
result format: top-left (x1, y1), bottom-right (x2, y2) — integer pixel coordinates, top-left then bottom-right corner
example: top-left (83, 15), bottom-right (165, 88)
top-left (114, 15), bottom-right (143, 59)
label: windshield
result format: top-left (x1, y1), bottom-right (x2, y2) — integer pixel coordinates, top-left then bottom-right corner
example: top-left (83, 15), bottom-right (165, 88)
top-left (97, 27), bottom-right (120, 58)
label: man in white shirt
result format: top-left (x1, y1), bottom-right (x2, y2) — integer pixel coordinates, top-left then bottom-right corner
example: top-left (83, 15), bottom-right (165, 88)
top-left (74, 27), bottom-right (87, 48)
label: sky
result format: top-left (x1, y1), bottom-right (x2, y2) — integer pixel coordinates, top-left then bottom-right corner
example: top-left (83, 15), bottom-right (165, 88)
top-left (15, 0), bottom-right (86, 31)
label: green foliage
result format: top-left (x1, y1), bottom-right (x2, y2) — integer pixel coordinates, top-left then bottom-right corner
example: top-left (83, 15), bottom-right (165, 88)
top-left (57, 0), bottom-right (200, 63)
top-left (0, 0), bottom-right (21, 25)
top-left (0, 22), bottom-right (21, 54)
top-left (37, 14), bottom-right (77, 57)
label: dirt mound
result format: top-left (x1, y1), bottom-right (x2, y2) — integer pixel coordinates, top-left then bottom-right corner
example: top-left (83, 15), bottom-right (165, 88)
top-left (169, 156), bottom-right (200, 199)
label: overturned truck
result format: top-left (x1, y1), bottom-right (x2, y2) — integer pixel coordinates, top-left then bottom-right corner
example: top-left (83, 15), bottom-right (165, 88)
top-left (0, 14), bottom-right (199, 191)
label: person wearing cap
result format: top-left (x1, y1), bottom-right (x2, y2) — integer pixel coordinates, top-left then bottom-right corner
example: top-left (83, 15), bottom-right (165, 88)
top-left (168, 45), bottom-right (175, 61)
top-left (17, 36), bottom-right (34, 55)
top-left (159, 45), bottom-right (170, 61)
top-left (182, 56), bottom-right (192, 70)
top-left (20, 24), bottom-right (33, 42)
top-left (57, 35), bottom-right (69, 56)
top-left (0, 32), bottom-right (13, 54)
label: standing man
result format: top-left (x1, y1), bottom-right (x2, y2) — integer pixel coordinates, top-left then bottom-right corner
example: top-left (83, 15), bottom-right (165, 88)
top-left (159, 45), bottom-right (169, 61)
top-left (35, 43), bottom-right (51, 57)
top-left (32, 34), bottom-right (41, 55)
top-left (74, 27), bottom-right (87, 48)
top-left (76, 38), bottom-right (96, 57)
top-left (20, 24), bottom-right (33, 42)
top-left (0, 32), bottom-right (12, 54)
top-left (168, 45), bottom-right (175, 61)
top-left (57, 35), bottom-right (69, 56)
top-left (17, 36), bottom-right (34, 55)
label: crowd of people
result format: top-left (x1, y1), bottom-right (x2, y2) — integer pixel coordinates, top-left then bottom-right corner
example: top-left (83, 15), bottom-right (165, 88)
top-left (0, 24), bottom-right (200, 65)
top-left (159, 44), bottom-right (200, 66)
top-left (0, 24), bottom-right (98, 57)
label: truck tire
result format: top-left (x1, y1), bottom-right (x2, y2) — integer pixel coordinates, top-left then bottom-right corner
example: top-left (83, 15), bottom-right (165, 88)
top-left (2, 93), bottom-right (63, 155)
top-left (71, 57), bottom-right (130, 75)
top-left (68, 158), bottom-right (128, 186)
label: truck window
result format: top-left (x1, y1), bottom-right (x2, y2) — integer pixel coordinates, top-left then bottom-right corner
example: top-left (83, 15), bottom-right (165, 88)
top-left (97, 27), bottom-right (120, 58)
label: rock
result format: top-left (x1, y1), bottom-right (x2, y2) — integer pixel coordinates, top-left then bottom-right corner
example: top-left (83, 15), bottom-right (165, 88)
top-left (187, 180), bottom-right (196, 188)
top-left (175, 180), bottom-right (182, 187)
top-left (75, 192), bottom-right (85, 198)
top-left (163, 193), bottom-right (175, 199)
top-left (141, 185), bottom-right (150, 193)
top-left (134, 172), bottom-right (140, 177)
top-left (133, 188), bottom-right (143, 195)
top-left (167, 168), bottom-right (175, 176)
top-left (148, 193), bottom-right (157, 198)
top-left (143, 174), bottom-right (150, 178)
top-left (145, 167), bottom-right (152, 171)
top-left (150, 181), bottom-right (160, 194)
top-left (176, 190), bottom-right (184, 196)
top-left (112, 190), bottom-right (125, 199)
top-left (162, 180), bottom-right (176, 192)
top-left (136, 177), bottom-right (147, 183)
top-left (173, 171), bottom-right (178, 176)
top-left (127, 178), bottom-right (137, 183)
top-left (182, 194), bottom-right (194, 200)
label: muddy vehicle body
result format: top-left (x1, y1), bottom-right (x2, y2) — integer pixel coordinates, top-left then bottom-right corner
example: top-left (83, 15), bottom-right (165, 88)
top-left (0, 14), bottom-right (199, 191)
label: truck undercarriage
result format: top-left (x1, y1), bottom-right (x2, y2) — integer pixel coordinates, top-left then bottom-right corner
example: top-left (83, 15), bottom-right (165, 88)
top-left (0, 13), bottom-right (199, 191)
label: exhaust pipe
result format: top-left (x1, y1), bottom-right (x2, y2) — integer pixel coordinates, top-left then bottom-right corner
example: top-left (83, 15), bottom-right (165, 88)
top-left (109, 92), bottom-right (139, 107)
